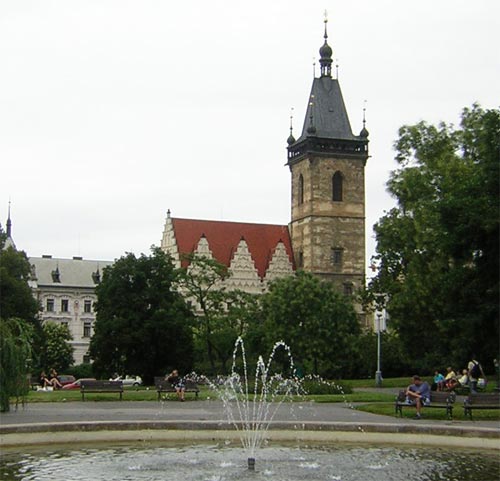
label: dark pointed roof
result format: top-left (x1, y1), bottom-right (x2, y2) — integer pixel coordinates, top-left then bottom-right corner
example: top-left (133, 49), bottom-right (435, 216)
top-left (287, 20), bottom-right (368, 163)
top-left (296, 77), bottom-right (356, 142)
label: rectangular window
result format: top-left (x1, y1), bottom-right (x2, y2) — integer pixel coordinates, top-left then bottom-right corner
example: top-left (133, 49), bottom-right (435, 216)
top-left (331, 248), bottom-right (343, 266)
top-left (61, 321), bottom-right (69, 330)
top-left (61, 299), bottom-right (69, 312)
top-left (46, 298), bottom-right (54, 312)
top-left (84, 300), bottom-right (92, 313)
top-left (83, 355), bottom-right (91, 364)
top-left (83, 322), bottom-right (92, 338)
top-left (343, 283), bottom-right (353, 296)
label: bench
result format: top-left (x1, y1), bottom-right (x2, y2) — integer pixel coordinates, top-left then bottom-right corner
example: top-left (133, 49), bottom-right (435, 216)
top-left (154, 377), bottom-right (199, 401)
top-left (463, 392), bottom-right (500, 420)
top-left (80, 380), bottom-right (123, 401)
top-left (395, 390), bottom-right (455, 419)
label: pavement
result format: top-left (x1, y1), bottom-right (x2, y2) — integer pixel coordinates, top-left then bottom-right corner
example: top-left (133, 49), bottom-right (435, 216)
top-left (1, 391), bottom-right (499, 431)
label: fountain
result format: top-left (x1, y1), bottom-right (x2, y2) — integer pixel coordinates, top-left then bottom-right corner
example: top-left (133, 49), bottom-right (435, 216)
top-left (1, 338), bottom-right (498, 479)
top-left (205, 337), bottom-right (302, 471)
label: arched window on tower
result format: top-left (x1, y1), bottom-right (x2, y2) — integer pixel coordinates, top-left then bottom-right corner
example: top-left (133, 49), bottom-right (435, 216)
top-left (332, 171), bottom-right (343, 201)
top-left (298, 174), bottom-right (304, 205)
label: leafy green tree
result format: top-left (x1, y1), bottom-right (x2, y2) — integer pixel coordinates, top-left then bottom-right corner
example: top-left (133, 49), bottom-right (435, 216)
top-left (39, 322), bottom-right (74, 372)
top-left (368, 105), bottom-right (499, 371)
top-left (259, 271), bottom-right (360, 378)
top-left (177, 254), bottom-right (258, 374)
top-left (0, 228), bottom-right (42, 410)
top-left (89, 247), bottom-right (194, 384)
top-left (0, 317), bottom-right (34, 411)
top-left (0, 229), bottom-right (40, 330)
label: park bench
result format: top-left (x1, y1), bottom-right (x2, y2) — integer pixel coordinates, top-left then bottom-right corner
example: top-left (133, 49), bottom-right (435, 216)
top-left (395, 390), bottom-right (455, 419)
top-left (463, 392), bottom-right (500, 420)
top-left (80, 380), bottom-right (123, 401)
top-left (154, 376), bottom-right (199, 401)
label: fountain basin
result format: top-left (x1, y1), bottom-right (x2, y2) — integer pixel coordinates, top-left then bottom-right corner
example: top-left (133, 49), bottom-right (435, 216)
top-left (1, 420), bottom-right (498, 450)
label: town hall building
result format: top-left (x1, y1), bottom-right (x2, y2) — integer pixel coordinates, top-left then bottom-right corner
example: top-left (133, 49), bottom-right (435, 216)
top-left (161, 19), bottom-right (369, 313)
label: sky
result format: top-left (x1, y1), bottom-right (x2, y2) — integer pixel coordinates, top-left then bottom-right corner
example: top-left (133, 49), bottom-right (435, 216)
top-left (1, 1), bottom-right (499, 269)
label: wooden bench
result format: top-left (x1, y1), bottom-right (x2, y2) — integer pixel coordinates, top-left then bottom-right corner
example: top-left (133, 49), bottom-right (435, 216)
top-left (463, 392), bottom-right (500, 420)
top-left (80, 380), bottom-right (123, 401)
top-left (154, 377), bottom-right (199, 401)
top-left (395, 390), bottom-right (455, 419)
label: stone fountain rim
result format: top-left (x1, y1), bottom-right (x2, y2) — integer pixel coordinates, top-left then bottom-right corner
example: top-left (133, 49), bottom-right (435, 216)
top-left (1, 420), bottom-right (498, 450)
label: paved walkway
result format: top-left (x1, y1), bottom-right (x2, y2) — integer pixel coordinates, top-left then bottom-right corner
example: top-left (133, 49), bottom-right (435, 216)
top-left (1, 397), bottom-right (499, 431)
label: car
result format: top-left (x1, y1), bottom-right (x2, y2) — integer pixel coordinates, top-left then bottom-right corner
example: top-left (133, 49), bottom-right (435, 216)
top-left (110, 375), bottom-right (142, 387)
top-left (62, 378), bottom-right (96, 390)
top-left (57, 374), bottom-right (76, 387)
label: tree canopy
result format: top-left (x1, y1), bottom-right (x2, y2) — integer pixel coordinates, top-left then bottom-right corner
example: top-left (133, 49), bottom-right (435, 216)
top-left (368, 104), bottom-right (499, 371)
top-left (259, 271), bottom-right (360, 378)
top-left (176, 254), bottom-right (258, 374)
top-left (89, 247), bottom-right (194, 383)
top-left (39, 322), bottom-right (74, 373)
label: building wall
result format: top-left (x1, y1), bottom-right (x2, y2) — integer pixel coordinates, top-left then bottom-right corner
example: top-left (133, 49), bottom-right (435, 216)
top-left (289, 154), bottom-right (366, 293)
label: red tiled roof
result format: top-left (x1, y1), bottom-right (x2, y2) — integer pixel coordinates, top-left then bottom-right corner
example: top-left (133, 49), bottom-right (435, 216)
top-left (172, 218), bottom-right (295, 278)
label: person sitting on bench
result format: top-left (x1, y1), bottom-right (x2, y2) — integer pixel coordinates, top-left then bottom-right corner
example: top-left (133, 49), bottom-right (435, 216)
top-left (166, 369), bottom-right (186, 402)
top-left (405, 375), bottom-right (431, 419)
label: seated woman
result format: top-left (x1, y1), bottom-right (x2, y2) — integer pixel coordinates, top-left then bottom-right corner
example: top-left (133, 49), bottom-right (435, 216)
top-left (433, 370), bottom-right (446, 391)
top-left (166, 369), bottom-right (185, 402)
top-left (457, 369), bottom-right (469, 388)
top-left (39, 371), bottom-right (51, 388)
top-left (49, 368), bottom-right (63, 389)
top-left (444, 367), bottom-right (457, 390)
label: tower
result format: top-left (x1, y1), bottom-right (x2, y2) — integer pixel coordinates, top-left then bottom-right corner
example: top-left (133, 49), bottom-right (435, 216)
top-left (287, 18), bottom-right (369, 297)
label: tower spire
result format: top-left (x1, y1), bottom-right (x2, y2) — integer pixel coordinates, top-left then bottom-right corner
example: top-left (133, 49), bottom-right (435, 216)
top-left (6, 199), bottom-right (12, 238)
top-left (319, 11), bottom-right (333, 77)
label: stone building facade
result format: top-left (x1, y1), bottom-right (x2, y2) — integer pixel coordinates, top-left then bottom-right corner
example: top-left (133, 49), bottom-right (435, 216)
top-left (162, 20), bottom-right (369, 310)
top-left (28, 255), bottom-right (113, 365)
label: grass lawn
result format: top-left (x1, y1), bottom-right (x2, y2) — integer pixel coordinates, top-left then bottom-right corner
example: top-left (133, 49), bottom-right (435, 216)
top-left (356, 402), bottom-right (500, 421)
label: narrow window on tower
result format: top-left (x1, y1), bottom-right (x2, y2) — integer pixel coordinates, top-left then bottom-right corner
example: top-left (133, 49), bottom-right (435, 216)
top-left (332, 171), bottom-right (343, 201)
top-left (298, 251), bottom-right (304, 268)
top-left (343, 282), bottom-right (353, 296)
top-left (331, 247), bottom-right (343, 266)
top-left (298, 174), bottom-right (304, 205)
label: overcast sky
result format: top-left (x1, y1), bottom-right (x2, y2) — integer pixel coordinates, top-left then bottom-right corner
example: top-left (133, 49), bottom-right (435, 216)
top-left (1, 1), bottom-right (499, 269)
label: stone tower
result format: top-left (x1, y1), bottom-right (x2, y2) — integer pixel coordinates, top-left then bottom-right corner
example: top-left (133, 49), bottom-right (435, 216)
top-left (287, 19), bottom-right (369, 297)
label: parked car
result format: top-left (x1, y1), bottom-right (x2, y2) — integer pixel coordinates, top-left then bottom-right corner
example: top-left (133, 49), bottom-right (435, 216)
top-left (62, 378), bottom-right (96, 390)
top-left (110, 375), bottom-right (142, 387)
top-left (57, 375), bottom-right (76, 387)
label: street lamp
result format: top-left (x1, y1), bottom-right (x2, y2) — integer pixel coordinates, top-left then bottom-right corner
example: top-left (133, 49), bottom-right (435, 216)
top-left (375, 309), bottom-right (386, 387)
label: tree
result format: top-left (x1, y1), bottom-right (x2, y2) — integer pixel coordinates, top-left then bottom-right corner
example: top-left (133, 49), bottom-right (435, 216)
top-left (0, 229), bottom-right (41, 411)
top-left (0, 229), bottom-right (41, 330)
top-left (368, 105), bottom-right (499, 371)
top-left (39, 322), bottom-right (74, 372)
top-left (0, 317), bottom-right (35, 411)
top-left (259, 271), bottom-right (360, 378)
top-left (177, 254), bottom-right (258, 374)
top-left (89, 247), bottom-right (194, 384)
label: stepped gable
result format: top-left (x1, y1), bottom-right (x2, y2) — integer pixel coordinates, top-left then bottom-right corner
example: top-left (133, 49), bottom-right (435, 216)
top-left (171, 218), bottom-right (294, 279)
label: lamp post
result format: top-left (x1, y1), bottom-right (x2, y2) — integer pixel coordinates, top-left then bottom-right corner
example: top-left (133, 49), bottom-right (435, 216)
top-left (375, 311), bottom-right (383, 387)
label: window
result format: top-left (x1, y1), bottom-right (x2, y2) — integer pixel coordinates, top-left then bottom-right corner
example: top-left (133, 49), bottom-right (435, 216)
top-left (83, 322), bottom-right (92, 338)
top-left (61, 321), bottom-right (69, 330)
top-left (298, 251), bottom-right (304, 268)
top-left (84, 300), bottom-right (92, 313)
top-left (83, 355), bottom-right (91, 364)
top-left (46, 298), bottom-right (54, 312)
top-left (343, 283), bottom-right (353, 296)
top-left (332, 171), bottom-right (343, 201)
top-left (298, 174), bottom-right (304, 205)
top-left (331, 248), bottom-right (343, 266)
top-left (61, 299), bottom-right (69, 312)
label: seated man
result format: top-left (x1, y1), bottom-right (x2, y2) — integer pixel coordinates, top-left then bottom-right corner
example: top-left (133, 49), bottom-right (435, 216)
top-left (405, 375), bottom-right (431, 419)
